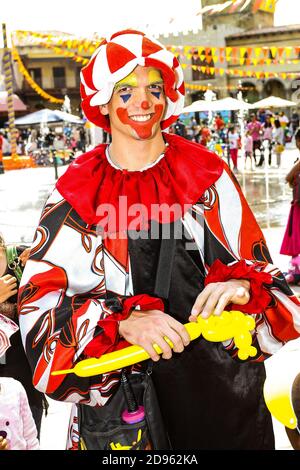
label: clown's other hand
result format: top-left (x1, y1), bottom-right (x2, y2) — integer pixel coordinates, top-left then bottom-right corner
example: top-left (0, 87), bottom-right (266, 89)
top-left (189, 279), bottom-right (250, 321)
top-left (118, 310), bottom-right (191, 362)
top-left (19, 247), bottom-right (31, 266)
top-left (0, 274), bottom-right (18, 303)
top-left (0, 436), bottom-right (8, 450)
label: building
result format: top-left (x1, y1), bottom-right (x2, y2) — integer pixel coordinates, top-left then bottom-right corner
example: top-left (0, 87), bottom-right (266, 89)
top-left (3, 1), bottom-right (300, 115)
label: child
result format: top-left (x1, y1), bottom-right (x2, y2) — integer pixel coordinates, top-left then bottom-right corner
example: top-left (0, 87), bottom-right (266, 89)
top-left (244, 130), bottom-right (254, 170)
top-left (0, 234), bottom-right (46, 436)
top-left (227, 126), bottom-right (240, 171)
top-left (0, 314), bottom-right (39, 450)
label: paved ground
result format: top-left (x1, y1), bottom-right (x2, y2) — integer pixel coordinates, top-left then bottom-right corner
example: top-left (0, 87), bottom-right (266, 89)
top-left (1, 146), bottom-right (299, 450)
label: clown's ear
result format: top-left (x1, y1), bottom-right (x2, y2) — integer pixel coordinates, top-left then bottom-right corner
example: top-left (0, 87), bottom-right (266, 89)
top-left (99, 104), bottom-right (109, 116)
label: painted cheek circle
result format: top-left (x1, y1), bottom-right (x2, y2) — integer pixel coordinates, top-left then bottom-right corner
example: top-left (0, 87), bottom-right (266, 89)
top-left (116, 104), bottom-right (164, 139)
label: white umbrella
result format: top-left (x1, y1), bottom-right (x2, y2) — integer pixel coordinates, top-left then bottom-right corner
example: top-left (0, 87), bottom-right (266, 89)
top-left (14, 108), bottom-right (84, 126)
top-left (182, 100), bottom-right (209, 113)
top-left (211, 97), bottom-right (252, 111)
top-left (251, 96), bottom-right (297, 109)
top-left (182, 96), bottom-right (251, 113)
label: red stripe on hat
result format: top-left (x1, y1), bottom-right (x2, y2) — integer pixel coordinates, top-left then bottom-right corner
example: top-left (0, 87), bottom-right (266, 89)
top-left (81, 54), bottom-right (98, 91)
top-left (142, 36), bottom-right (162, 57)
top-left (110, 29), bottom-right (145, 40)
top-left (178, 82), bottom-right (185, 95)
top-left (106, 42), bottom-right (137, 74)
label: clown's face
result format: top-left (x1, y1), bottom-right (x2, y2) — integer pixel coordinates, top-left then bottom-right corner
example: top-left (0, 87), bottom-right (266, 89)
top-left (100, 66), bottom-right (166, 141)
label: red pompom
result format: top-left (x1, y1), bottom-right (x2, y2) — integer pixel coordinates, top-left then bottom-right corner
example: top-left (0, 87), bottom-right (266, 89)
top-left (83, 294), bottom-right (164, 358)
top-left (205, 259), bottom-right (273, 314)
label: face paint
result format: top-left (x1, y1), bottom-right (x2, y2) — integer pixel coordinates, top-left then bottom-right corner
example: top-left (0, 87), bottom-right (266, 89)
top-left (116, 104), bottom-right (164, 139)
top-left (150, 91), bottom-right (161, 100)
top-left (120, 94), bottom-right (131, 104)
top-left (141, 100), bottom-right (151, 110)
top-left (148, 69), bottom-right (163, 100)
top-left (114, 71), bottom-right (138, 104)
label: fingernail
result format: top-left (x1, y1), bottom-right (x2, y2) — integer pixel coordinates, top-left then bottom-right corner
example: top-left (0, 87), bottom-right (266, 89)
top-left (191, 308), bottom-right (198, 316)
top-left (201, 311), bottom-right (209, 319)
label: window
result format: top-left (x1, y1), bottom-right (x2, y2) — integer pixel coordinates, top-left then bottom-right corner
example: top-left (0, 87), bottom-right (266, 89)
top-left (53, 67), bottom-right (66, 89)
top-left (28, 68), bottom-right (42, 87)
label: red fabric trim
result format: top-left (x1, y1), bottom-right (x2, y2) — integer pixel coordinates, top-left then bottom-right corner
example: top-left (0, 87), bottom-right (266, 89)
top-left (204, 259), bottom-right (273, 314)
top-left (84, 294), bottom-right (164, 358)
top-left (56, 133), bottom-right (224, 232)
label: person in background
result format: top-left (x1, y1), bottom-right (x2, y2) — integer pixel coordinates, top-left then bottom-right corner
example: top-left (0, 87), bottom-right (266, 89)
top-left (280, 128), bottom-right (300, 286)
top-left (291, 111), bottom-right (300, 136)
top-left (273, 119), bottom-right (285, 168)
top-left (199, 119), bottom-right (211, 147)
top-left (279, 111), bottom-right (289, 130)
top-left (244, 130), bottom-right (254, 171)
top-left (227, 125), bottom-right (240, 172)
top-left (262, 115), bottom-right (273, 166)
top-left (214, 113), bottom-right (225, 132)
top-left (247, 113), bottom-right (263, 166)
top-left (173, 118), bottom-right (186, 138)
top-left (0, 235), bottom-right (46, 439)
top-left (0, 374), bottom-right (39, 450)
top-left (0, 132), bottom-right (4, 175)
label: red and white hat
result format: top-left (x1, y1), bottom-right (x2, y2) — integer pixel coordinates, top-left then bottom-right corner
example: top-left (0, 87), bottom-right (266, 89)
top-left (80, 29), bottom-right (185, 132)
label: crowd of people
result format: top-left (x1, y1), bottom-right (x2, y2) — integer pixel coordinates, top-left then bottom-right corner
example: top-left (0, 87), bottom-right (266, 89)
top-left (170, 108), bottom-right (298, 172)
top-left (0, 124), bottom-right (90, 167)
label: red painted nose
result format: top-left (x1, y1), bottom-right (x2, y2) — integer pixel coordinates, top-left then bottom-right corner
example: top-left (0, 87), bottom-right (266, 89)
top-left (141, 100), bottom-right (151, 110)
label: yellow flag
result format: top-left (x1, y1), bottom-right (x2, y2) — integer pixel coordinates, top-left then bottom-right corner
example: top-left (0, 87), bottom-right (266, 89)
top-left (271, 47), bottom-right (277, 58)
top-left (285, 47), bottom-right (292, 58)
top-left (259, 0), bottom-right (277, 13)
top-left (254, 47), bottom-right (262, 57)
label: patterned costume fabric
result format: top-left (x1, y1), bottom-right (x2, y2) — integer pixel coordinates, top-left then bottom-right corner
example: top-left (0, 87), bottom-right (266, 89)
top-left (80, 30), bottom-right (185, 131)
top-left (18, 135), bottom-right (300, 450)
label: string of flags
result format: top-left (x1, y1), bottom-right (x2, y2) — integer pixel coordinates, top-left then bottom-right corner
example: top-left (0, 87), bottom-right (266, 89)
top-left (196, 0), bottom-right (277, 16)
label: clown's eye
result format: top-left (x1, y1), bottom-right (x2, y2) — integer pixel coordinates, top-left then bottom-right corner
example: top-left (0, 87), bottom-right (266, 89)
top-left (149, 84), bottom-right (163, 91)
top-left (6, 421), bottom-right (9, 426)
top-left (118, 86), bottom-right (132, 94)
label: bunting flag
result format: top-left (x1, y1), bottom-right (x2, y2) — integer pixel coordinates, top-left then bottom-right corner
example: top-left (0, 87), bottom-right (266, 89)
top-left (185, 62), bottom-right (300, 80)
top-left (12, 45), bottom-right (64, 104)
top-left (252, 0), bottom-right (264, 13)
top-left (196, 0), bottom-right (277, 16)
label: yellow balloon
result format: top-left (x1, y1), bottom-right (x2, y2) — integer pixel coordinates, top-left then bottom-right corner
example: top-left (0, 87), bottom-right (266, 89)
top-left (52, 310), bottom-right (257, 378)
top-left (263, 339), bottom-right (300, 429)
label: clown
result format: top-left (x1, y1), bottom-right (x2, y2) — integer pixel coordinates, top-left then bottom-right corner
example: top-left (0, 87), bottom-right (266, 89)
top-left (19, 30), bottom-right (300, 450)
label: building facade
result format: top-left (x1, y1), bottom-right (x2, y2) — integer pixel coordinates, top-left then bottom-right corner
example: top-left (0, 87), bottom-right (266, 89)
top-left (4, 1), bottom-right (300, 115)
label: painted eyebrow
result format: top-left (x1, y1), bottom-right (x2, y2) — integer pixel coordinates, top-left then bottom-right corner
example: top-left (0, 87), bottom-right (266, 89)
top-left (114, 82), bottom-right (136, 91)
top-left (114, 80), bottom-right (164, 91)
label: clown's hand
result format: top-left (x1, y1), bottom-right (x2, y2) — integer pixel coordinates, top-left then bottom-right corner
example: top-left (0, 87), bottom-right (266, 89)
top-left (189, 279), bottom-right (250, 321)
top-left (119, 309), bottom-right (191, 362)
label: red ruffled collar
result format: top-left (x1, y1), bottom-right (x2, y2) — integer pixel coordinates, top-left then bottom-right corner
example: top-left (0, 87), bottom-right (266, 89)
top-left (56, 133), bottom-right (224, 232)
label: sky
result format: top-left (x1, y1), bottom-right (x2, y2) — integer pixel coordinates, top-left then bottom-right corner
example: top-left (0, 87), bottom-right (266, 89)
top-left (1, 0), bottom-right (299, 38)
